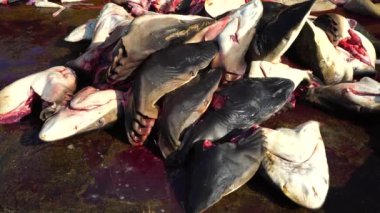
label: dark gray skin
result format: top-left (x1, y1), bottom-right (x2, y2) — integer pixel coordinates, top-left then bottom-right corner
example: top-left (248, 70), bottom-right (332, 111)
top-left (186, 129), bottom-right (264, 213)
top-left (246, 0), bottom-right (315, 62)
top-left (67, 16), bottom-right (214, 87)
top-left (167, 77), bottom-right (294, 165)
top-left (66, 24), bottom-right (131, 87)
top-left (157, 68), bottom-right (223, 158)
top-left (107, 15), bottom-right (214, 84)
top-left (124, 41), bottom-right (218, 146)
top-left (259, 1), bottom-right (288, 22)
top-left (312, 14), bottom-right (343, 45)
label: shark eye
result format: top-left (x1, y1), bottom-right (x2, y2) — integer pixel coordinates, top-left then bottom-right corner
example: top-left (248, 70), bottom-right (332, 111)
top-left (97, 118), bottom-right (105, 127)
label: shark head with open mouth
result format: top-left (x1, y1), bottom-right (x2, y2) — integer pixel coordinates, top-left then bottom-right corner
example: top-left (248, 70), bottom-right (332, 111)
top-left (0, 66), bottom-right (76, 124)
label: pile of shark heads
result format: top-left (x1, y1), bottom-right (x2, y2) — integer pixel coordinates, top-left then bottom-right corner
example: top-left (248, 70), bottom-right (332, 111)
top-left (1, 0), bottom-right (379, 212)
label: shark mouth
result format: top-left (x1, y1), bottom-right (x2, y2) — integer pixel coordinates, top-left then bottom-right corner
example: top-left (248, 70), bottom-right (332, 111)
top-left (338, 29), bottom-right (373, 67)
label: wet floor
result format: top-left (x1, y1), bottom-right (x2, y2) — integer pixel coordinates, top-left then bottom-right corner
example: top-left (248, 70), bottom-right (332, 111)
top-left (0, 2), bottom-right (380, 212)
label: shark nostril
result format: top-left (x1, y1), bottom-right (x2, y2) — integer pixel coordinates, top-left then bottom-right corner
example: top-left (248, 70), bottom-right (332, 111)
top-left (39, 132), bottom-right (51, 141)
top-left (116, 60), bottom-right (122, 67)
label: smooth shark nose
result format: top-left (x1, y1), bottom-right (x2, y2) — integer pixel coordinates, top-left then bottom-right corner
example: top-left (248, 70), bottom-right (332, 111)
top-left (39, 133), bottom-right (48, 141)
top-left (39, 115), bottom-right (70, 142)
top-left (39, 131), bottom-right (54, 142)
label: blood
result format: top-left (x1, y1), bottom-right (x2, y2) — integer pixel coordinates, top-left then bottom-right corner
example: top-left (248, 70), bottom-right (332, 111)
top-left (129, 130), bottom-right (146, 146)
top-left (202, 139), bottom-right (214, 149)
top-left (82, 147), bottom-right (176, 203)
top-left (0, 89), bottom-right (37, 124)
top-left (74, 42), bottom-right (116, 87)
top-left (289, 93), bottom-right (297, 108)
top-left (338, 29), bottom-right (372, 67)
top-left (210, 93), bottom-right (227, 110)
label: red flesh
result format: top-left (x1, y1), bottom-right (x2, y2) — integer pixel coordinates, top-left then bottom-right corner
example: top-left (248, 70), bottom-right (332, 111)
top-left (0, 89), bottom-right (36, 124)
top-left (338, 29), bottom-right (373, 67)
top-left (289, 93), bottom-right (297, 108)
top-left (210, 93), bottom-right (227, 110)
top-left (202, 139), bottom-right (214, 150)
top-left (129, 111), bottom-right (156, 146)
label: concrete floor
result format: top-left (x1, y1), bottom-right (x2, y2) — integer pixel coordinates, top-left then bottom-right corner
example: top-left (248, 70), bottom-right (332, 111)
top-left (0, 2), bottom-right (379, 212)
